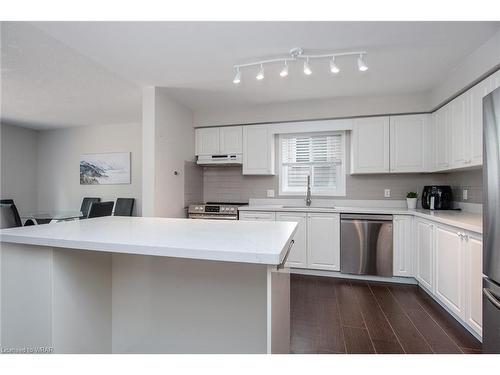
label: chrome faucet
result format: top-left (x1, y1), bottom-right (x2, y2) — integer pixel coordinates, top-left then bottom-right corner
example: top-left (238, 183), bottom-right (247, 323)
top-left (305, 175), bottom-right (312, 207)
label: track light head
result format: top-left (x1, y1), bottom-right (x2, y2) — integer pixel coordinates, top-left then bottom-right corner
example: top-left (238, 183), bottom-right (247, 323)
top-left (303, 58), bottom-right (312, 76)
top-left (280, 61), bottom-right (289, 77)
top-left (256, 64), bottom-right (264, 80)
top-left (330, 57), bottom-right (340, 74)
top-left (357, 54), bottom-right (368, 72)
top-left (233, 68), bottom-right (241, 84)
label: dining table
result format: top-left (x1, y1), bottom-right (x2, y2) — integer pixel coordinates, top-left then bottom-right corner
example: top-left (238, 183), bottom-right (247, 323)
top-left (20, 210), bottom-right (83, 224)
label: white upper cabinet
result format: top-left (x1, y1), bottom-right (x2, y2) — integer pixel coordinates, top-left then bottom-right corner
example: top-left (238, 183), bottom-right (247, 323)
top-left (350, 116), bottom-right (390, 174)
top-left (242, 125), bottom-right (275, 175)
top-left (390, 114), bottom-right (429, 173)
top-left (195, 126), bottom-right (242, 156)
top-left (393, 215), bottom-right (413, 277)
top-left (219, 126), bottom-right (242, 154)
top-left (450, 94), bottom-right (471, 169)
top-left (306, 213), bottom-right (340, 271)
top-left (195, 128), bottom-right (220, 155)
top-left (276, 212), bottom-right (307, 268)
top-left (433, 106), bottom-right (451, 171)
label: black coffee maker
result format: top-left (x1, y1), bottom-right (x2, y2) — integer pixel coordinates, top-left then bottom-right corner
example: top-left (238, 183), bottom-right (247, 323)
top-left (421, 185), bottom-right (453, 210)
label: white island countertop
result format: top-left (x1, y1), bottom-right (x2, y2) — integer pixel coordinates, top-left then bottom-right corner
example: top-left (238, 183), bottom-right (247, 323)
top-left (0, 216), bottom-right (298, 266)
top-left (239, 205), bottom-right (482, 234)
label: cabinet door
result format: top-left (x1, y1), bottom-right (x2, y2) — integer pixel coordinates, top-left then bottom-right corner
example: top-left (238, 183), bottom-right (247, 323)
top-left (434, 225), bottom-right (465, 318)
top-left (450, 95), bottom-right (471, 169)
top-left (469, 80), bottom-right (490, 166)
top-left (195, 128), bottom-right (220, 155)
top-left (238, 211), bottom-right (276, 221)
top-left (307, 213), bottom-right (340, 271)
top-left (393, 215), bottom-right (413, 277)
top-left (465, 233), bottom-right (483, 336)
top-left (390, 114), bottom-right (429, 172)
top-left (434, 106), bottom-right (451, 171)
top-left (242, 125), bottom-right (275, 175)
top-left (350, 117), bottom-right (390, 174)
top-left (276, 212), bottom-right (307, 268)
top-left (220, 126), bottom-right (242, 154)
top-left (415, 219), bottom-right (434, 291)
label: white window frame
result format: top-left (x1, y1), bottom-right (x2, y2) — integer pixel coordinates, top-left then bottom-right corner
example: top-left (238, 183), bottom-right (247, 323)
top-left (278, 131), bottom-right (346, 197)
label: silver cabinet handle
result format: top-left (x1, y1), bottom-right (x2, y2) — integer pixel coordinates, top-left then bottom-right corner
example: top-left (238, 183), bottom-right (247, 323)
top-left (484, 288), bottom-right (500, 310)
top-left (457, 232), bottom-right (462, 239)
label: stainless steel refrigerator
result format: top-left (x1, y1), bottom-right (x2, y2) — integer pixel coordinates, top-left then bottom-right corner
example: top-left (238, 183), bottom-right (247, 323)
top-left (483, 86), bottom-right (500, 353)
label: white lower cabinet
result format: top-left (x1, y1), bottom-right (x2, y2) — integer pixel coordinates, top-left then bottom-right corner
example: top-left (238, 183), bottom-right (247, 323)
top-left (414, 220), bottom-right (483, 337)
top-left (415, 219), bottom-right (434, 291)
top-left (434, 225), bottom-right (465, 319)
top-left (393, 215), bottom-right (413, 277)
top-left (306, 213), bottom-right (340, 271)
top-left (465, 233), bottom-right (483, 336)
top-left (240, 210), bottom-right (340, 271)
top-left (276, 212), bottom-right (307, 268)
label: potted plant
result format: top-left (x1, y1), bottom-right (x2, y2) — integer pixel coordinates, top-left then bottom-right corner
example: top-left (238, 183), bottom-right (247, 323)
top-left (406, 192), bottom-right (418, 209)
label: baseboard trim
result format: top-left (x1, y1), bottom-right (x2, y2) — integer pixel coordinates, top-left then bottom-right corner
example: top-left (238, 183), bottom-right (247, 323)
top-left (417, 283), bottom-right (482, 343)
top-left (289, 268), bottom-right (418, 285)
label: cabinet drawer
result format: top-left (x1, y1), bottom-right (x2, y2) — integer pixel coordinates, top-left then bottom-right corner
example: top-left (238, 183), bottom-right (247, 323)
top-left (238, 211), bottom-right (276, 221)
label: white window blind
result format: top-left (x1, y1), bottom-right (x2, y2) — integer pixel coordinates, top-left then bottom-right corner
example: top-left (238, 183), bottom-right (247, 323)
top-left (280, 132), bottom-right (345, 196)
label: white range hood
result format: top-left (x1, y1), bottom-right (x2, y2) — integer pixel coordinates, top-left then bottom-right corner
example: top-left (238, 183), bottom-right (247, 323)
top-left (197, 154), bottom-right (242, 166)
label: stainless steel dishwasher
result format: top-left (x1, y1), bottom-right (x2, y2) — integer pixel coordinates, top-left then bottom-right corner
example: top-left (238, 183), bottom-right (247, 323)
top-left (340, 214), bottom-right (393, 277)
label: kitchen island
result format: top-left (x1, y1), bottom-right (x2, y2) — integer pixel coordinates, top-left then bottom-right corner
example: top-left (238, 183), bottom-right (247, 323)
top-left (0, 217), bottom-right (297, 354)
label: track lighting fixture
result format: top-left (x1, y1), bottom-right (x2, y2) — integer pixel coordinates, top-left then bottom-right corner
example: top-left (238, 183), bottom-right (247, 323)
top-left (357, 54), bottom-right (368, 72)
top-left (303, 58), bottom-right (312, 75)
top-left (233, 68), bottom-right (241, 84)
top-left (280, 61), bottom-right (289, 77)
top-left (232, 47), bottom-right (368, 84)
top-left (330, 56), bottom-right (340, 74)
top-left (256, 64), bottom-right (264, 80)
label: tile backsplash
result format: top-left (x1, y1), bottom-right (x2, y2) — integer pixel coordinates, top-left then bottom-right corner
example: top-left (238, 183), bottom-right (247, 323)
top-left (202, 166), bottom-right (483, 204)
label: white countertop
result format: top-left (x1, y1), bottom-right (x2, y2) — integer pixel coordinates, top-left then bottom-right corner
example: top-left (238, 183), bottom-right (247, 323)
top-left (239, 205), bottom-right (482, 234)
top-left (0, 216), bottom-right (298, 266)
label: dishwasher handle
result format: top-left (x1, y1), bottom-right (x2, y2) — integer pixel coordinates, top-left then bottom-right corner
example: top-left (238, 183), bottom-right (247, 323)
top-left (341, 214), bottom-right (393, 221)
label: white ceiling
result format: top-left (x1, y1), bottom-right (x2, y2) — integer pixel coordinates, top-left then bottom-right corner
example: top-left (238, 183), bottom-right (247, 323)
top-left (2, 21), bottom-right (500, 129)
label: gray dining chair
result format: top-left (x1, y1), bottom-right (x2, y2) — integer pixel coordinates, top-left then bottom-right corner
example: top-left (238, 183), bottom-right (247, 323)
top-left (0, 199), bottom-right (22, 227)
top-left (0, 203), bottom-right (22, 229)
top-left (114, 198), bottom-right (135, 216)
top-left (88, 201), bottom-right (114, 218)
top-left (80, 197), bottom-right (101, 219)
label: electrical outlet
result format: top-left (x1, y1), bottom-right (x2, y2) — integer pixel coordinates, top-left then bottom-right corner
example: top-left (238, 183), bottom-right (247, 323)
top-left (384, 189), bottom-right (391, 198)
top-left (267, 189), bottom-right (275, 198)
top-left (463, 189), bottom-right (468, 200)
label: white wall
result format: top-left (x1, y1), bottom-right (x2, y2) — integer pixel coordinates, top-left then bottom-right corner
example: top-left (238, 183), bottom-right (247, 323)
top-left (194, 92), bottom-right (429, 127)
top-left (0, 123), bottom-right (39, 213)
top-left (37, 123), bottom-right (142, 215)
top-left (142, 87), bottom-right (195, 218)
top-left (430, 29), bottom-right (500, 108)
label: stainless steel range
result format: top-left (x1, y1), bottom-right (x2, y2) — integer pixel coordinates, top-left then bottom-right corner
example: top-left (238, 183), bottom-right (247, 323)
top-left (188, 202), bottom-right (246, 220)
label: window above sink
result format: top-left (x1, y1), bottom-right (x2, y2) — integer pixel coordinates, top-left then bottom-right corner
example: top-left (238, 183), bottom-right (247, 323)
top-left (278, 131), bottom-right (346, 197)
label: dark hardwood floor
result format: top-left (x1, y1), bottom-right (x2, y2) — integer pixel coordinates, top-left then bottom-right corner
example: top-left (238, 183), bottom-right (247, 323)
top-left (290, 274), bottom-right (482, 354)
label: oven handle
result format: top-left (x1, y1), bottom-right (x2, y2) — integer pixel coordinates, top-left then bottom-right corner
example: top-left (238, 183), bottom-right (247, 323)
top-left (277, 240), bottom-right (294, 270)
top-left (189, 215), bottom-right (238, 220)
